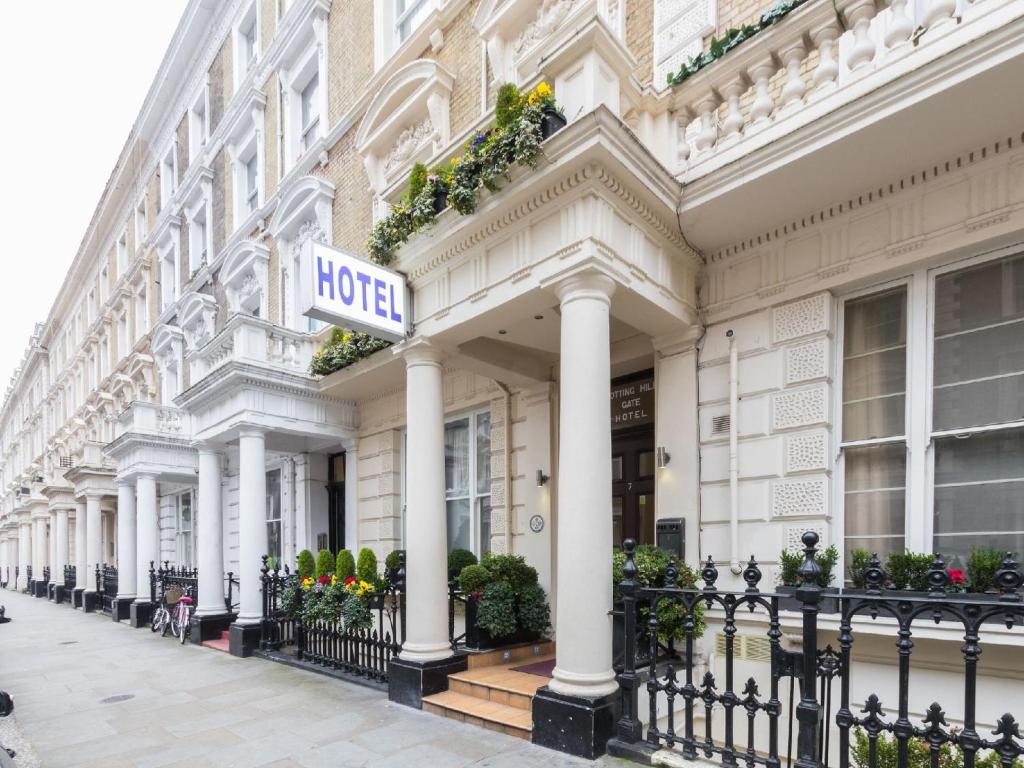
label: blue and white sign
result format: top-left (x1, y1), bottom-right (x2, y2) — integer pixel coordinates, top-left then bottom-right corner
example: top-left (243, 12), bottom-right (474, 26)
top-left (300, 239), bottom-right (409, 342)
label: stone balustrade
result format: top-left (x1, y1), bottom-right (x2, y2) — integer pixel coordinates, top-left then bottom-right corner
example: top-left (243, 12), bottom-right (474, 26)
top-left (115, 401), bottom-right (193, 441)
top-left (189, 313), bottom-right (316, 383)
top-left (670, 0), bottom-right (1012, 177)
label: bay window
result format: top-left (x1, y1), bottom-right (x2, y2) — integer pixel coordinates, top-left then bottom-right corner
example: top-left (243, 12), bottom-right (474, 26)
top-left (444, 410), bottom-right (492, 556)
top-left (839, 249), bottom-right (1024, 569)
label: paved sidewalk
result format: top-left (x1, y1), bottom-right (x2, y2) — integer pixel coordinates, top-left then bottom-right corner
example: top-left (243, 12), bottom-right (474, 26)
top-left (0, 591), bottom-right (622, 768)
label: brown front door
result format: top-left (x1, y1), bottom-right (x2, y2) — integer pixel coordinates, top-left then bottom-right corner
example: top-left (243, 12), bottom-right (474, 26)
top-left (612, 427), bottom-right (656, 547)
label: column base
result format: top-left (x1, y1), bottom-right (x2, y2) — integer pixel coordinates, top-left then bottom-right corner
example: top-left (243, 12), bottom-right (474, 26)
top-left (30, 580), bottom-right (45, 598)
top-left (53, 585), bottom-right (65, 603)
top-left (112, 597), bottom-right (134, 622)
top-left (82, 591), bottom-right (100, 613)
top-left (531, 686), bottom-right (620, 759)
top-left (388, 654), bottom-right (468, 709)
top-left (191, 612), bottom-right (235, 645)
top-left (129, 601), bottom-right (153, 628)
top-left (229, 622), bottom-right (262, 657)
top-left (47, 583), bottom-right (56, 601)
top-left (72, 588), bottom-right (86, 609)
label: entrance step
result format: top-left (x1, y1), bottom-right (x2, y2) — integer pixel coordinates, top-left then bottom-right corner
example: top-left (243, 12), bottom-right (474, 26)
top-left (422, 653), bottom-right (554, 740)
top-left (465, 639), bottom-right (553, 669)
top-left (202, 630), bottom-right (230, 653)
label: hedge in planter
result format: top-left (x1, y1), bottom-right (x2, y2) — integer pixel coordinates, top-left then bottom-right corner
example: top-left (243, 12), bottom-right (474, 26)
top-left (296, 549), bottom-right (315, 579)
top-left (457, 554), bottom-right (550, 648)
top-left (612, 545), bottom-right (706, 643)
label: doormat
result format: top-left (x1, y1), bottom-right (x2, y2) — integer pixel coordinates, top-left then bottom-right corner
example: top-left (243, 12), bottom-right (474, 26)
top-left (510, 658), bottom-right (556, 678)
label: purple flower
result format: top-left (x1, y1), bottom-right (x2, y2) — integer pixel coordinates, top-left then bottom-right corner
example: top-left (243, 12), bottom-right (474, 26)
top-left (471, 133), bottom-right (487, 151)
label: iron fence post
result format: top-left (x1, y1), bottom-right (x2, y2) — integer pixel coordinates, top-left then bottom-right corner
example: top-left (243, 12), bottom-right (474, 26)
top-left (615, 539), bottom-right (643, 742)
top-left (149, 561), bottom-right (156, 604)
top-left (795, 531), bottom-right (823, 768)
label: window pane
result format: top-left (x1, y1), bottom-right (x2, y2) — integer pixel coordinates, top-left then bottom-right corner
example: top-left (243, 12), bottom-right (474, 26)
top-left (638, 450), bottom-right (655, 479)
top-left (843, 288), bottom-right (907, 441)
top-left (266, 469), bottom-right (281, 522)
top-left (478, 496), bottom-right (491, 556)
top-left (934, 429), bottom-right (1024, 565)
top-left (638, 493), bottom-right (655, 544)
top-left (612, 496), bottom-right (623, 547)
top-left (267, 521), bottom-right (282, 562)
top-left (445, 419), bottom-right (469, 495)
top-left (612, 455), bottom-right (624, 482)
top-left (844, 443), bottom-right (906, 562)
top-left (446, 498), bottom-right (470, 551)
top-left (476, 412), bottom-right (491, 496)
top-left (933, 254), bottom-right (1024, 431)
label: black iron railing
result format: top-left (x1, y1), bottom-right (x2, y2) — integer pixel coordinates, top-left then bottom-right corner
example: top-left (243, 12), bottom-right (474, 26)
top-left (259, 556), bottom-right (406, 685)
top-left (448, 580), bottom-right (468, 649)
top-left (42, 566), bottom-right (50, 584)
top-left (149, 562), bottom-right (199, 607)
top-left (95, 565), bottom-right (118, 614)
top-left (609, 532), bottom-right (1024, 768)
top-left (63, 565), bottom-right (76, 592)
top-left (225, 572), bottom-right (238, 613)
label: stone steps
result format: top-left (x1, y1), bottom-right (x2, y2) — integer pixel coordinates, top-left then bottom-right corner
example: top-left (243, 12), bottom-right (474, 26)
top-left (202, 629), bottom-right (230, 652)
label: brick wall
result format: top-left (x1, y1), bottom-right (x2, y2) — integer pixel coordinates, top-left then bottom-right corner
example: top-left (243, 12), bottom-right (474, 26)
top-left (326, 0), bottom-right (374, 123)
top-left (326, 129), bottom-right (374, 258)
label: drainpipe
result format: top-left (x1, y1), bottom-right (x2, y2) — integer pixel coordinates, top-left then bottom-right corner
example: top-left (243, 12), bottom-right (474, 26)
top-left (494, 381), bottom-right (513, 553)
top-left (727, 329), bottom-right (741, 576)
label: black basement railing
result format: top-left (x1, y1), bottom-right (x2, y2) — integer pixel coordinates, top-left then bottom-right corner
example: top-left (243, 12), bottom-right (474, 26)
top-left (149, 562), bottom-right (199, 608)
top-left (95, 565), bottom-right (118, 615)
top-left (258, 555), bottom-right (406, 687)
top-left (608, 532), bottom-right (1024, 768)
top-left (58, 565), bottom-right (75, 604)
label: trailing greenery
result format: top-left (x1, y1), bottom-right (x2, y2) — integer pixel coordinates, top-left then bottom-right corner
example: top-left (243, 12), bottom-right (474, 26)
top-left (967, 546), bottom-right (1006, 593)
top-left (666, 0), bottom-right (810, 87)
top-left (447, 548), bottom-right (478, 579)
top-left (612, 545), bottom-right (706, 642)
top-left (475, 581), bottom-right (518, 638)
top-left (516, 582), bottom-right (551, 634)
top-left (357, 548), bottom-right (378, 584)
top-left (296, 549), bottom-right (315, 579)
top-left (309, 327), bottom-right (393, 377)
top-left (335, 549), bottom-right (356, 580)
top-left (851, 727), bottom-right (1022, 768)
top-left (458, 564), bottom-right (492, 595)
top-left (778, 544), bottom-right (839, 588)
top-left (314, 549), bottom-right (334, 579)
top-left (385, 548), bottom-right (405, 575)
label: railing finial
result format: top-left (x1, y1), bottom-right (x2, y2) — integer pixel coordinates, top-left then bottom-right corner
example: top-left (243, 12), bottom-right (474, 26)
top-left (702, 555), bottom-right (718, 590)
top-left (742, 555), bottom-right (761, 593)
top-left (796, 530), bottom-right (821, 590)
top-left (995, 553), bottom-right (1023, 602)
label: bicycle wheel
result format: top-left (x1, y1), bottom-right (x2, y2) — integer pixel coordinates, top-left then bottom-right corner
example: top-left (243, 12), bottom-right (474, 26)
top-left (150, 608), bottom-right (162, 633)
top-left (161, 609), bottom-right (172, 637)
top-left (178, 609), bottom-right (190, 645)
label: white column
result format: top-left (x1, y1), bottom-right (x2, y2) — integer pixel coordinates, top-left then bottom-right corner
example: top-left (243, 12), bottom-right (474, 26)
top-left (399, 341), bottom-right (452, 663)
top-left (344, 445), bottom-right (359, 552)
top-left (116, 481), bottom-right (137, 599)
top-left (84, 493), bottom-right (102, 594)
top-left (135, 474), bottom-right (159, 604)
top-left (197, 447), bottom-right (226, 616)
top-left (74, 502), bottom-right (87, 592)
top-left (294, 454), bottom-right (309, 554)
top-left (48, 511), bottom-right (59, 585)
top-left (237, 428), bottom-right (267, 624)
top-left (550, 272), bottom-right (619, 699)
top-left (55, 509), bottom-right (69, 584)
top-left (18, 521), bottom-right (31, 589)
top-left (32, 515), bottom-right (46, 580)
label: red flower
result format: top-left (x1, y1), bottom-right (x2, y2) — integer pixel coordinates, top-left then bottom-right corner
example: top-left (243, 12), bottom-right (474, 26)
top-left (345, 576), bottom-right (357, 585)
top-left (947, 568), bottom-right (965, 585)
top-left (318, 576), bottom-right (330, 584)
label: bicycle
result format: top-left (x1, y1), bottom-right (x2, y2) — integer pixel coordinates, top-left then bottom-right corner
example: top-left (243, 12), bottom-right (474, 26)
top-left (151, 586), bottom-right (191, 640)
top-left (171, 590), bottom-right (194, 645)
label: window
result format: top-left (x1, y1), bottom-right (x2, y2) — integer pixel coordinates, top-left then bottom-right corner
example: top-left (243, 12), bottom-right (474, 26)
top-left (160, 145), bottom-right (178, 208)
top-left (838, 250), bottom-right (1024, 570)
top-left (189, 207), bottom-right (209, 272)
top-left (931, 253), bottom-right (1024, 563)
top-left (444, 410), bottom-right (492, 555)
top-left (100, 266), bottom-right (109, 304)
top-left (266, 468), bottom-right (282, 562)
top-left (117, 312), bottom-right (128, 360)
top-left (395, 0), bottom-right (430, 43)
top-left (160, 245), bottom-right (178, 310)
top-left (234, 1), bottom-right (260, 86)
top-left (300, 74), bottom-right (320, 153)
top-left (135, 198), bottom-right (148, 245)
top-left (176, 491), bottom-right (196, 568)
top-left (188, 87), bottom-right (209, 159)
top-left (245, 154), bottom-right (259, 213)
top-left (135, 283), bottom-right (148, 339)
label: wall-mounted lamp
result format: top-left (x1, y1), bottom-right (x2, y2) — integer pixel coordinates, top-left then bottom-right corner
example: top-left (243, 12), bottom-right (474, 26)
top-left (656, 446), bottom-right (671, 469)
top-left (536, 469), bottom-right (549, 487)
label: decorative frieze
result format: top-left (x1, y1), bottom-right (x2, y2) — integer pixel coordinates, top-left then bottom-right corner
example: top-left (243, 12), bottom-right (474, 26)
top-left (771, 477), bottom-right (827, 518)
top-left (772, 293), bottom-right (831, 343)
top-left (784, 339), bottom-right (829, 385)
top-left (771, 384), bottom-right (828, 431)
top-left (784, 430), bottom-right (828, 474)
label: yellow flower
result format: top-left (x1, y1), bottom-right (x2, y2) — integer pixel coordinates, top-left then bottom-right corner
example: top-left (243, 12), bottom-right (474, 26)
top-left (537, 81), bottom-right (552, 97)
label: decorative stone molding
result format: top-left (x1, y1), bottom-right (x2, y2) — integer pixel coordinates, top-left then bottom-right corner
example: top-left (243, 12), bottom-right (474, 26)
top-left (355, 59), bottom-right (454, 196)
top-left (179, 292), bottom-right (218, 352)
top-left (220, 240), bottom-right (271, 319)
top-left (152, 325), bottom-right (185, 405)
top-left (771, 477), bottom-right (827, 518)
top-left (784, 522), bottom-right (827, 551)
top-left (784, 430), bottom-right (828, 474)
top-left (784, 339), bottom-right (829, 385)
top-left (773, 293), bottom-right (831, 343)
top-left (771, 384), bottom-right (828, 432)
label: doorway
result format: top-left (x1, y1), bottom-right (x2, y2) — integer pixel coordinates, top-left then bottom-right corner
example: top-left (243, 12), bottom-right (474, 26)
top-left (612, 427), bottom-right (656, 547)
top-left (327, 453), bottom-right (346, 553)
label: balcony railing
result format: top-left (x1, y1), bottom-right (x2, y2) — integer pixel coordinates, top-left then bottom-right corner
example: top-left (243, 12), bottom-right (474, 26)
top-left (672, 0), bottom-right (1017, 179)
top-left (609, 533), bottom-right (1024, 768)
top-left (115, 401), bottom-right (193, 441)
top-left (189, 313), bottom-right (316, 382)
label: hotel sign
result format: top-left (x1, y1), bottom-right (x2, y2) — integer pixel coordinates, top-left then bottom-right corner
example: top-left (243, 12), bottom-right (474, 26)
top-left (300, 239), bottom-right (410, 343)
top-left (611, 374), bottom-right (654, 430)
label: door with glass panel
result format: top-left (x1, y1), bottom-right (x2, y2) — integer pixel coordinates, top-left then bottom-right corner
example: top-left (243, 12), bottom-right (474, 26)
top-left (327, 453), bottom-right (346, 553)
top-left (612, 428), bottom-right (656, 547)
top-left (444, 411), bottom-right (492, 556)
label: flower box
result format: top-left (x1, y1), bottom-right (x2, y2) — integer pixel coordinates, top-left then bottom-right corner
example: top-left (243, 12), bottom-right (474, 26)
top-left (540, 106), bottom-right (566, 140)
top-left (463, 594), bottom-right (543, 651)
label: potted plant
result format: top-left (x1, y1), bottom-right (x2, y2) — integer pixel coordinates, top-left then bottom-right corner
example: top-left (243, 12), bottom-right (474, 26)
top-left (776, 544), bottom-right (840, 612)
top-left (528, 81), bottom-right (565, 139)
top-left (456, 554), bottom-right (550, 650)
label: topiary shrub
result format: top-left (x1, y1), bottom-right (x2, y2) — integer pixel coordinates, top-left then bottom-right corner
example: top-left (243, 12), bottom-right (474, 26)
top-left (406, 162), bottom-right (428, 203)
top-left (481, 553), bottom-right (538, 591)
top-left (967, 546), bottom-right (1006, 593)
top-left (335, 549), bottom-right (355, 580)
top-left (475, 581), bottom-right (517, 638)
top-left (357, 548), bottom-right (378, 584)
top-left (458, 564), bottom-right (492, 595)
top-left (297, 549), bottom-right (315, 579)
top-left (315, 549), bottom-right (334, 579)
top-left (495, 82), bottom-right (523, 130)
top-left (848, 548), bottom-right (873, 588)
top-left (777, 544), bottom-right (839, 588)
top-left (885, 551), bottom-right (933, 591)
top-left (385, 549), bottom-right (405, 574)
top-left (516, 583), bottom-right (550, 634)
top-left (447, 548), bottom-right (478, 579)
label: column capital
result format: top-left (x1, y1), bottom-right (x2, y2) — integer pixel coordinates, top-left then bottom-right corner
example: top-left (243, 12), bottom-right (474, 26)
top-left (195, 440), bottom-right (224, 456)
top-left (652, 326), bottom-right (704, 357)
top-left (398, 337), bottom-right (446, 368)
top-left (114, 477), bottom-right (134, 489)
top-left (553, 270), bottom-right (616, 306)
top-left (238, 426), bottom-right (266, 440)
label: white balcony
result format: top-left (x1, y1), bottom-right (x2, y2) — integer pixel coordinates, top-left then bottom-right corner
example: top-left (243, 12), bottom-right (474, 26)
top-left (114, 401), bottom-right (193, 443)
top-left (189, 313), bottom-right (316, 384)
top-left (671, 0), bottom-right (1024, 251)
